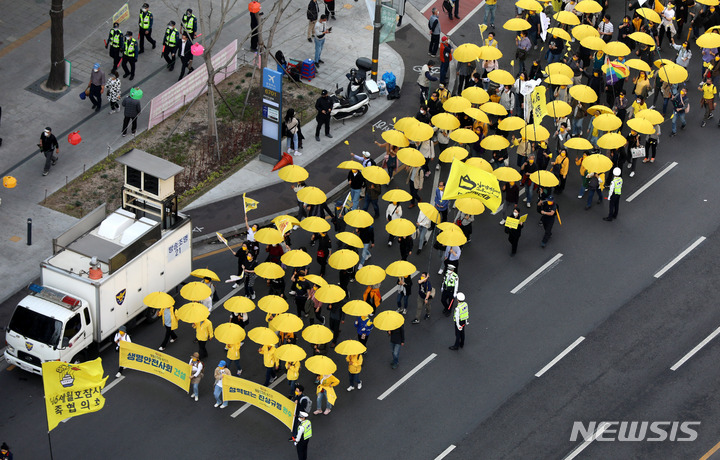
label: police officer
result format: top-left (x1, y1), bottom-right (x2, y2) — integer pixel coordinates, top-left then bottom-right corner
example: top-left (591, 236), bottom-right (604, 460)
top-left (106, 22), bottom-right (124, 71)
top-left (449, 292), bottom-right (468, 350)
top-left (440, 264), bottom-right (458, 317)
top-left (293, 411), bottom-right (312, 460)
top-left (539, 195), bottom-right (557, 248)
top-left (122, 31), bottom-right (138, 80)
top-left (603, 167), bottom-right (623, 222)
top-left (138, 3), bottom-right (156, 54)
top-left (181, 8), bottom-right (198, 39)
top-left (162, 21), bottom-right (179, 71)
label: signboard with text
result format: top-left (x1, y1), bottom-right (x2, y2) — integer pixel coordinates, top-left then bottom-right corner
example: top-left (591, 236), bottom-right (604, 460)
top-left (259, 67), bottom-right (283, 165)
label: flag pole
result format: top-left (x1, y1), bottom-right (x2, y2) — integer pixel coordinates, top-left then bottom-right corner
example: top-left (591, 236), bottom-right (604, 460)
top-left (48, 431), bottom-right (55, 460)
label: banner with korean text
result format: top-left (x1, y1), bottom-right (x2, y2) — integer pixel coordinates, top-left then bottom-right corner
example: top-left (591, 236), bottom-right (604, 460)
top-left (119, 341), bottom-right (192, 392)
top-left (223, 375), bottom-right (296, 430)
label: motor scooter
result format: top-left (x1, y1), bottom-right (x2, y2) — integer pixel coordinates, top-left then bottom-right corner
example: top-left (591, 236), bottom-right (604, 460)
top-left (330, 67), bottom-right (370, 121)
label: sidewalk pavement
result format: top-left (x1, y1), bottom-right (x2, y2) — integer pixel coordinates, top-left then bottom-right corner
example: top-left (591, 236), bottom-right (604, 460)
top-left (0, 0), bottom-right (411, 305)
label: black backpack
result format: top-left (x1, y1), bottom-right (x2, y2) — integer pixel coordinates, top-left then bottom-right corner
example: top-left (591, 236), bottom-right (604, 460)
top-left (307, 0), bottom-right (318, 21)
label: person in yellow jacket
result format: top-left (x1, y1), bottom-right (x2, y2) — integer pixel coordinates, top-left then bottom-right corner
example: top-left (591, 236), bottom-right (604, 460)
top-left (346, 354), bottom-right (363, 391)
top-left (226, 342), bottom-right (242, 376)
top-left (286, 360), bottom-right (301, 395)
top-left (259, 344), bottom-right (279, 386)
top-left (158, 306), bottom-right (178, 351)
top-left (193, 318), bottom-right (213, 360)
top-left (313, 373), bottom-right (339, 415)
top-left (552, 149), bottom-right (570, 194)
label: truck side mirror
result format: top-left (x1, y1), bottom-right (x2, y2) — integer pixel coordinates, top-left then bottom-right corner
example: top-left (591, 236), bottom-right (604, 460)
top-left (61, 337), bottom-right (70, 349)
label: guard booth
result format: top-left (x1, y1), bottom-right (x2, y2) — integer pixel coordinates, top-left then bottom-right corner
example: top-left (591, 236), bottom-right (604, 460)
top-left (115, 149), bottom-right (185, 230)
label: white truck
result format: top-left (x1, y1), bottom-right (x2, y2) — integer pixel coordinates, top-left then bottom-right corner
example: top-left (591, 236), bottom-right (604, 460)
top-left (5, 149), bottom-right (193, 375)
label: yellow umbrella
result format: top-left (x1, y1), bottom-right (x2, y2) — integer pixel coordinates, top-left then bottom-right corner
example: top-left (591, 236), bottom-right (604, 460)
top-left (302, 325), bottom-right (334, 344)
top-left (593, 113), bottom-right (622, 131)
top-left (697, 32), bottom-right (720, 49)
top-left (362, 165), bottom-right (390, 185)
top-left (437, 225), bottom-right (468, 246)
top-left (248, 326), bottom-right (279, 346)
top-left (180, 282), bottom-right (211, 302)
top-left (355, 265), bottom-right (386, 285)
top-left (461, 86), bottom-right (490, 105)
top-left (478, 45), bottom-right (503, 60)
top-left (393, 116), bottom-right (417, 132)
top-left (254, 227), bottom-right (284, 245)
top-left (305, 355), bottom-right (337, 374)
top-left (699, 0), bottom-right (720, 4)
top-left (628, 32), bottom-right (655, 47)
top-left (439, 146), bottom-right (469, 163)
top-left (544, 73), bottom-right (573, 86)
top-left (626, 117), bottom-right (654, 135)
top-left (144, 291), bottom-right (174, 309)
top-left (498, 116), bottom-right (526, 131)
top-left (381, 129), bottom-right (410, 147)
top-left (520, 124), bottom-right (550, 141)
top-left (450, 128), bottom-right (480, 144)
top-left (481, 135), bottom-right (510, 150)
top-left (382, 188), bottom-right (412, 202)
top-left (334, 339), bottom-right (367, 355)
top-left (464, 107), bottom-right (490, 124)
top-left (255, 262), bottom-right (285, 279)
top-left (372, 310), bottom-right (405, 331)
top-left (190, 268), bottom-right (220, 282)
top-left (465, 157), bottom-right (493, 172)
top-left (299, 216), bottom-right (331, 233)
top-left (278, 165), bottom-right (309, 183)
top-left (443, 96), bottom-right (472, 113)
top-left (658, 63), bottom-right (688, 84)
top-left (335, 231), bottom-right (364, 249)
top-left (554, 11), bottom-right (580, 25)
top-left (455, 197), bottom-right (485, 215)
top-left (437, 221), bottom-right (460, 231)
top-left (580, 36), bottom-right (606, 51)
top-left (275, 344), bottom-right (307, 362)
top-left (328, 249), bottom-right (359, 270)
top-left (403, 121), bottom-right (434, 143)
top-left (304, 274), bottom-right (328, 287)
top-left (572, 24), bottom-right (599, 41)
top-left (272, 214), bottom-right (301, 226)
top-left (397, 147), bottom-right (426, 167)
top-left (569, 84), bottom-right (598, 103)
top-left (487, 69), bottom-right (515, 86)
top-left (337, 160), bottom-right (364, 170)
top-left (625, 58), bottom-right (651, 72)
top-left (503, 17), bottom-right (531, 31)
top-left (453, 43), bottom-right (482, 62)
top-left (416, 203), bottom-right (440, 224)
top-left (479, 103), bottom-right (507, 118)
top-left (603, 41), bottom-right (631, 57)
top-left (529, 170), bottom-right (560, 187)
top-left (564, 137), bottom-right (594, 150)
top-left (547, 27), bottom-right (571, 42)
top-left (546, 62), bottom-right (574, 79)
top-left (546, 100), bottom-right (572, 118)
top-left (297, 186), bottom-right (327, 206)
top-left (315, 285), bottom-right (346, 303)
top-left (342, 300), bottom-right (374, 317)
top-left (214, 323), bottom-right (247, 344)
top-left (431, 113), bottom-right (460, 130)
top-left (653, 58), bottom-right (674, 68)
top-left (281, 249), bottom-right (312, 267)
top-left (258, 295), bottom-right (290, 314)
top-left (344, 209), bottom-right (374, 228)
top-left (176, 302), bottom-right (210, 323)
top-left (270, 313), bottom-right (304, 333)
top-left (636, 7), bottom-right (661, 24)
top-left (386, 218), bottom-right (416, 237)
top-left (582, 154), bottom-right (613, 174)
top-left (635, 108), bottom-right (664, 125)
top-left (515, 0), bottom-right (543, 12)
top-left (575, 0), bottom-right (602, 13)
top-left (586, 104), bottom-right (613, 115)
top-left (385, 260), bottom-right (416, 277)
top-left (224, 296), bottom-right (255, 313)
top-left (597, 132), bottom-right (627, 150)
top-left (493, 166), bottom-right (522, 182)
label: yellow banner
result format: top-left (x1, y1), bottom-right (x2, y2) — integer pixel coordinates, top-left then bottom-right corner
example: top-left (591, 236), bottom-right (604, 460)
top-left (244, 193), bottom-right (259, 213)
top-left (531, 86), bottom-right (547, 125)
top-left (442, 159), bottom-right (502, 211)
top-left (42, 358), bottom-right (107, 432)
top-left (112, 3), bottom-right (130, 24)
top-left (504, 217), bottom-right (519, 229)
top-left (119, 341), bottom-right (192, 392)
top-left (222, 375), bottom-right (296, 430)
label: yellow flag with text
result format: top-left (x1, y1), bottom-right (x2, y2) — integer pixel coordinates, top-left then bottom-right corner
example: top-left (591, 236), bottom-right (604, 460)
top-left (243, 193), bottom-right (259, 213)
top-left (222, 375), bottom-right (296, 430)
top-left (42, 358), bottom-right (107, 432)
top-left (119, 341), bottom-right (192, 392)
top-left (442, 159), bottom-right (502, 212)
top-left (530, 86), bottom-right (548, 125)
top-left (274, 216), bottom-right (293, 235)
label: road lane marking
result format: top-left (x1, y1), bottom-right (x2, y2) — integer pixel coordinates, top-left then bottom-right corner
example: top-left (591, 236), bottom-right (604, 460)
top-left (625, 161), bottom-right (677, 202)
top-left (421, 0), bottom-right (436, 13)
top-left (670, 325), bottom-right (720, 371)
top-left (510, 253), bottom-right (563, 294)
top-left (563, 422), bottom-right (611, 460)
top-left (699, 438), bottom-right (720, 460)
top-left (654, 236), bottom-right (706, 278)
top-left (448, 1), bottom-right (486, 36)
top-left (535, 337), bottom-right (585, 377)
top-left (434, 444), bottom-right (457, 460)
top-left (382, 271), bottom-right (420, 301)
top-left (377, 353), bottom-right (436, 400)
top-left (231, 374), bottom-right (287, 418)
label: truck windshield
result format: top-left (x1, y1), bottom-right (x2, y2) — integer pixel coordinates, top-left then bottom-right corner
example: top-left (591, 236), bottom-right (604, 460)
top-left (9, 306), bottom-right (63, 347)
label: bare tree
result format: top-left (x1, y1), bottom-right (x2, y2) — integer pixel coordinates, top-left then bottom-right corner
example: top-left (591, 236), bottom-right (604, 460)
top-left (46, 0), bottom-right (66, 90)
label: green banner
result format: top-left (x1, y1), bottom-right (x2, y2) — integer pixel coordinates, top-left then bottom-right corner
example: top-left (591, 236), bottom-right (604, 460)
top-left (380, 5), bottom-right (396, 43)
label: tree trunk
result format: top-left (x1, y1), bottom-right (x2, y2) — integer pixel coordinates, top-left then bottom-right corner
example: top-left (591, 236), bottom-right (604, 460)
top-left (46, 0), bottom-right (66, 90)
top-left (206, 55), bottom-right (217, 138)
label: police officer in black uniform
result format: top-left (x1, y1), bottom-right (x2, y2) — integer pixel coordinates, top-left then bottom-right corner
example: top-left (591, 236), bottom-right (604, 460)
top-left (106, 22), bottom-right (124, 71)
top-left (162, 21), bottom-right (179, 71)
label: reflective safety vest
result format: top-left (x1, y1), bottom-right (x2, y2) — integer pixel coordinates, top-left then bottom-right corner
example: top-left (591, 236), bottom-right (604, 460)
top-left (139, 10), bottom-right (151, 29)
top-left (456, 301), bottom-right (469, 321)
top-left (610, 177), bottom-right (622, 195)
top-left (300, 420), bottom-right (312, 439)
top-left (443, 272), bottom-right (458, 288)
top-left (165, 27), bottom-right (178, 47)
top-left (124, 38), bottom-right (137, 57)
top-left (109, 28), bottom-right (123, 48)
top-left (182, 13), bottom-right (196, 33)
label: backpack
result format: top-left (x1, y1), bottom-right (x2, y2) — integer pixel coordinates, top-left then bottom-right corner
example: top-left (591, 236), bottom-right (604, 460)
top-left (387, 85), bottom-right (401, 100)
top-left (307, 0), bottom-right (318, 21)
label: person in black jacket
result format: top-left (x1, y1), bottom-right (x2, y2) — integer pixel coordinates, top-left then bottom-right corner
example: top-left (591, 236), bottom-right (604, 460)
top-left (177, 32), bottom-right (194, 81)
top-left (39, 127), bottom-right (60, 176)
top-left (504, 208), bottom-right (524, 255)
top-left (315, 90), bottom-right (333, 141)
top-left (307, 0), bottom-right (319, 42)
top-left (389, 325), bottom-right (405, 369)
top-left (315, 232), bottom-right (332, 276)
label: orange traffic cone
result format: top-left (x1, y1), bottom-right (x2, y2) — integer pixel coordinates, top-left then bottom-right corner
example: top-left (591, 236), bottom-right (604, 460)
top-left (271, 152), bottom-right (294, 171)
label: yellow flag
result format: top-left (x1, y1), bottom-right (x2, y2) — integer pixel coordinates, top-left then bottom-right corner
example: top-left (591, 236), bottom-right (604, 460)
top-left (43, 358), bottom-right (107, 432)
top-left (510, 60), bottom-right (515, 67)
top-left (442, 159), bottom-right (502, 211)
top-left (342, 191), bottom-right (353, 212)
top-left (344, 140), bottom-right (350, 145)
top-left (274, 216), bottom-right (293, 235)
top-left (243, 193), bottom-right (259, 213)
top-left (530, 86), bottom-right (548, 126)
top-left (216, 231), bottom-right (229, 246)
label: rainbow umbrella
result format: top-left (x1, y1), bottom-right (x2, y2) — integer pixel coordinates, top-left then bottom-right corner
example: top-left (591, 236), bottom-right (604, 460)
top-left (602, 61), bottom-right (630, 84)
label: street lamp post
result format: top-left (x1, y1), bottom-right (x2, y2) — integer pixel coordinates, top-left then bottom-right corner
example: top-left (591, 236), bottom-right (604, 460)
top-left (371, 0), bottom-right (382, 81)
